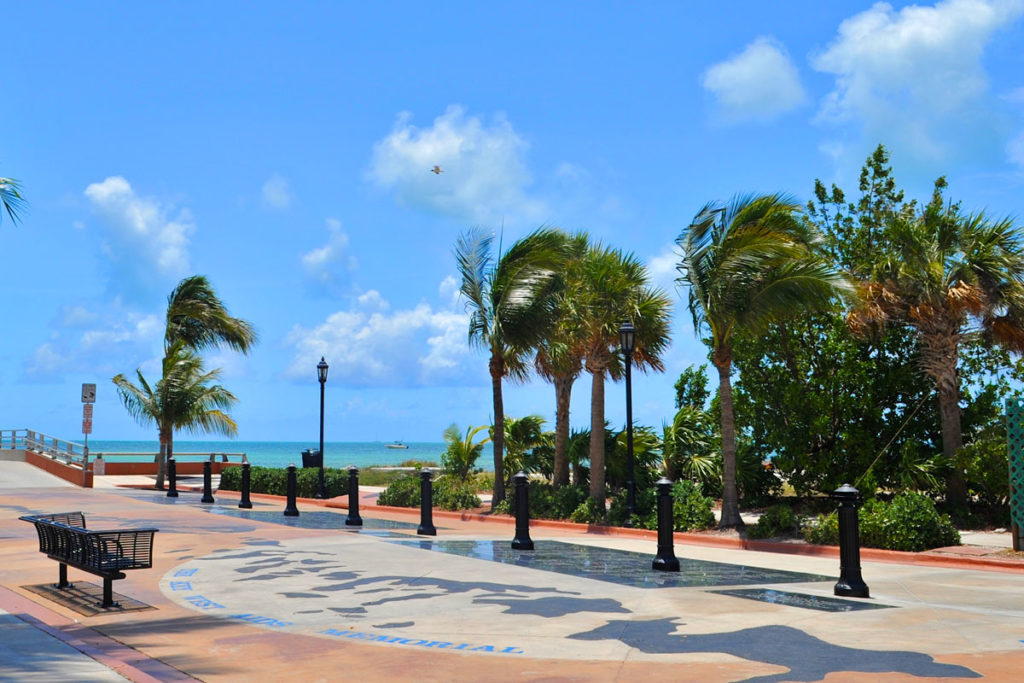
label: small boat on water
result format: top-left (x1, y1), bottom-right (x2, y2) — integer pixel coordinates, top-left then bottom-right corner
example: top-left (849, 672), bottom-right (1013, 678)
top-left (385, 441), bottom-right (409, 449)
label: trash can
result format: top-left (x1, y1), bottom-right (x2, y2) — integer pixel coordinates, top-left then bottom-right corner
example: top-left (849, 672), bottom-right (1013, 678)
top-left (301, 449), bottom-right (322, 468)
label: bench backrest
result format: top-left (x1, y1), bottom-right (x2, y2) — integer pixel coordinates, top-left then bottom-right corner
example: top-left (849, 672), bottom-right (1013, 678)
top-left (19, 513), bottom-right (158, 573)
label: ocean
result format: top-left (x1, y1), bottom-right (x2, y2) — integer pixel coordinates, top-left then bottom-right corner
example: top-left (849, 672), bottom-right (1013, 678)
top-left (85, 440), bottom-right (454, 470)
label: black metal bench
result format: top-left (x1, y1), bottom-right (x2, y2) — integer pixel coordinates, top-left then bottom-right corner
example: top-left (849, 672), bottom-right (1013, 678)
top-left (19, 512), bottom-right (158, 608)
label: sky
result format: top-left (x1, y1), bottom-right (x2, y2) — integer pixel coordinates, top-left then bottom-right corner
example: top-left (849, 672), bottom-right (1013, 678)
top-left (3, 0), bottom-right (1024, 444)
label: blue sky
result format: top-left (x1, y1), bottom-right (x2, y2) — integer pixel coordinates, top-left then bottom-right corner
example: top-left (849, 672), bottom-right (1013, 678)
top-left (3, 1), bottom-right (1024, 443)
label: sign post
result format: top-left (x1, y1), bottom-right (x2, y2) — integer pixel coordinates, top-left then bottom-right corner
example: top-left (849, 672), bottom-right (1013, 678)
top-left (81, 383), bottom-right (96, 485)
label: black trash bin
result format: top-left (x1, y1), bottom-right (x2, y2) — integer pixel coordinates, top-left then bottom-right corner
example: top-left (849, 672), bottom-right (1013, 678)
top-left (301, 449), bottom-right (322, 468)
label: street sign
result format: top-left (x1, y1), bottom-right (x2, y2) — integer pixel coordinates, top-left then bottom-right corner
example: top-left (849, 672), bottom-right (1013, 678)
top-left (83, 403), bottom-right (94, 419)
top-left (82, 383), bottom-right (96, 403)
top-left (82, 419), bottom-right (93, 435)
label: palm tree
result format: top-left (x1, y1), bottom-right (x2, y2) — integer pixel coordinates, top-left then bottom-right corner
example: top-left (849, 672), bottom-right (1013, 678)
top-left (455, 227), bottom-right (565, 507)
top-left (165, 275), bottom-right (257, 353)
top-left (577, 245), bottom-right (672, 507)
top-left (850, 185), bottom-right (1024, 507)
top-left (441, 423), bottom-right (491, 480)
top-left (113, 343), bottom-right (239, 488)
top-left (677, 194), bottom-right (851, 528)
top-left (535, 232), bottom-right (589, 488)
top-left (498, 414), bottom-right (549, 488)
top-left (1, 176), bottom-right (26, 225)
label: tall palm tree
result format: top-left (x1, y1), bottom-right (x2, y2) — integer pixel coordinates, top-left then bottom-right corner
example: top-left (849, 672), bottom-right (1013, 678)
top-left (1, 176), bottom-right (26, 225)
top-left (455, 227), bottom-right (565, 506)
top-left (113, 343), bottom-right (239, 488)
top-left (535, 232), bottom-right (589, 488)
top-left (577, 245), bottom-right (672, 507)
top-left (165, 275), bottom-right (257, 353)
top-left (851, 188), bottom-right (1024, 507)
top-left (677, 194), bottom-right (851, 528)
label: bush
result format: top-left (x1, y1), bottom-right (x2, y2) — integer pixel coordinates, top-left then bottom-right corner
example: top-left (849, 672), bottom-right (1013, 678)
top-left (218, 465), bottom-right (348, 498)
top-left (746, 504), bottom-right (798, 539)
top-left (569, 497), bottom-right (607, 524)
top-left (803, 492), bottom-right (960, 551)
top-left (498, 481), bottom-right (590, 520)
top-left (376, 474), bottom-right (481, 511)
top-left (606, 480), bottom-right (715, 532)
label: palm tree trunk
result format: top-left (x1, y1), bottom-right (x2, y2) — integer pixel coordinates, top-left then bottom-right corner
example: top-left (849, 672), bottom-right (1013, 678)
top-left (937, 375), bottom-right (966, 508)
top-left (156, 429), bottom-right (168, 490)
top-left (589, 367), bottom-right (606, 506)
top-left (490, 353), bottom-right (506, 508)
top-left (715, 349), bottom-right (744, 530)
top-left (553, 375), bottom-right (573, 488)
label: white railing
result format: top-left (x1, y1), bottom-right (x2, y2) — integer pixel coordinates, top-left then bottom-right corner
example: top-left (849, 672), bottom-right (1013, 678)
top-left (91, 451), bottom-right (248, 463)
top-left (1, 428), bottom-right (88, 465)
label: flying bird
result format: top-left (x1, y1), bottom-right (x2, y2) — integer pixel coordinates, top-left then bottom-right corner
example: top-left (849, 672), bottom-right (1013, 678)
top-left (431, 166), bottom-right (443, 175)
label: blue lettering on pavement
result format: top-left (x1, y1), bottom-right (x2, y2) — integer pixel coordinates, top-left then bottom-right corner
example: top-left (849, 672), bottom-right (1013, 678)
top-left (318, 628), bottom-right (522, 655)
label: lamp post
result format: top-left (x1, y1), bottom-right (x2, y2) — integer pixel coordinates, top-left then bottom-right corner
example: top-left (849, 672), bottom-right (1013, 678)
top-left (619, 321), bottom-right (637, 524)
top-left (314, 357), bottom-right (329, 499)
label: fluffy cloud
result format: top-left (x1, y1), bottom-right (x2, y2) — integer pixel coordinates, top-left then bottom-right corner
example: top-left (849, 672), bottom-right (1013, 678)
top-left (812, 0), bottom-right (1024, 161)
top-left (285, 286), bottom-right (472, 387)
top-left (368, 105), bottom-right (546, 222)
top-left (262, 174), bottom-right (293, 209)
top-left (301, 218), bottom-right (355, 288)
top-left (703, 37), bottom-right (807, 122)
top-left (84, 176), bottom-right (194, 291)
top-left (25, 300), bottom-right (163, 378)
top-left (646, 245), bottom-right (681, 295)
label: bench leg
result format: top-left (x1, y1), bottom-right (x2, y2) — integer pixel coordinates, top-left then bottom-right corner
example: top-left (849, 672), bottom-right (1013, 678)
top-left (56, 563), bottom-right (72, 590)
top-left (100, 577), bottom-right (119, 608)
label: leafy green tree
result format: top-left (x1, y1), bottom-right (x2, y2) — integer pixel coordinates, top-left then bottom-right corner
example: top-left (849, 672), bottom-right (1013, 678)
top-left (496, 414), bottom-right (549, 489)
top-left (165, 275), bottom-right (257, 353)
top-left (851, 183), bottom-right (1024, 508)
top-left (455, 227), bottom-right (565, 506)
top-left (662, 405), bottom-right (719, 486)
top-left (0, 176), bottom-right (26, 225)
top-left (677, 194), bottom-right (852, 528)
top-left (674, 364), bottom-right (710, 410)
top-left (577, 244), bottom-right (671, 507)
top-left (441, 423), bottom-right (491, 480)
top-left (535, 232), bottom-right (589, 488)
top-left (113, 343), bottom-right (238, 487)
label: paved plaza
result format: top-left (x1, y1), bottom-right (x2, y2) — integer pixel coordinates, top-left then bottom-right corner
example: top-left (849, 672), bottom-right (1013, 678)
top-left (2, 471), bottom-right (1024, 681)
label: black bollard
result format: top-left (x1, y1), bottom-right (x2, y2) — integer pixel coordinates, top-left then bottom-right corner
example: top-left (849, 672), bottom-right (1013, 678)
top-left (166, 458), bottom-right (179, 498)
top-left (652, 477), bottom-right (680, 572)
top-left (418, 468), bottom-right (436, 536)
top-left (201, 460), bottom-right (215, 503)
top-left (832, 483), bottom-right (869, 598)
top-left (346, 466), bottom-right (363, 526)
top-left (284, 464), bottom-right (299, 516)
top-left (238, 462), bottom-right (253, 509)
top-left (511, 471), bottom-right (534, 550)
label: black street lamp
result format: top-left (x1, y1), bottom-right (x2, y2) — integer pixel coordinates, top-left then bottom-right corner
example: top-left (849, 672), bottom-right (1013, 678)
top-left (314, 357), bottom-right (329, 499)
top-left (619, 321), bottom-right (637, 524)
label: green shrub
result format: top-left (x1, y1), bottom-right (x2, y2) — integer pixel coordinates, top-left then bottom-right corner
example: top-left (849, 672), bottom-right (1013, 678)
top-left (669, 480), bottom-right (716, 531)
top-left (803, 493), bottom-right (960, 551)
top-left (569, 497), bottom-right (607, 524)
top-left (218, 465), bottom-right (347, 498)
top-left (376, 474), bottom-right (421, 507)
top-left (746, 504), bottom-right (798, 539)
top-left (500, 481), bottom-right (590, 520)
top-left (376, 474), bottom-right (481, 511)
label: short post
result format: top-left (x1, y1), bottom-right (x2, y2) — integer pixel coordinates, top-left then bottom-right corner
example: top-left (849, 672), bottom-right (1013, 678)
top-left (832, 483), bottom-right (869, 598)
top-left (511, 471), bottom-right (534, 550)
top-left (346, 466), bottom-right (363, 526)
top-left (166, 458), bottom-right (179, 498)
top-left (418, 468), bottom-right (436, 536)
top-left (201, 460), bottom-right (215, 504)
top-left (238, 462), bottom-right (252, 509)
top-left (284, 464), bottom-right (299, 516)
top-left (652, 477), bottom-right (680, 572)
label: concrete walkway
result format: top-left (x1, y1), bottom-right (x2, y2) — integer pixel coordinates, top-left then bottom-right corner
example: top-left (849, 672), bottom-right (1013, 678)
top-left (2, 473), bottom-right (1023, 681)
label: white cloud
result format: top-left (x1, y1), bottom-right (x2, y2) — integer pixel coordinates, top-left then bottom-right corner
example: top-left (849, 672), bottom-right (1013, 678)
top-left (1009, 131), bottom-right (1024, 167)
top-left (26, 301), bottom-right (163, 378)
top-left (438, 275), bottom-right (460, 308)
top-left (301, 218), bottom-right (355, 288)
top-left (261, 174), bottom-right (293, 209)
top-left (703, 37), bottom-right (807, 122)
top-left (84, 176), bottom-right (194, 291)
top-left (812, 0), bottom-right (1024, 161)
top-left (647, 246), bottom-right (681, 294)
top-left (368, 105), bottom-right (546, 222)
top-left (285, 288), bottom-right (473, 387)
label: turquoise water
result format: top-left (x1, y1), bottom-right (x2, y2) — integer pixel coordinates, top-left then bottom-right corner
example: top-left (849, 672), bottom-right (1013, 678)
top-left (86, 440), bottom-right (453, 470)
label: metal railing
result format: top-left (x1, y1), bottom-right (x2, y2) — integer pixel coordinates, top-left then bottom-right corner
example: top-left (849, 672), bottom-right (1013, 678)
top-left (1, 428), bottom-right (88, 465)
top-left (91, 451), bottom-right (248, 463)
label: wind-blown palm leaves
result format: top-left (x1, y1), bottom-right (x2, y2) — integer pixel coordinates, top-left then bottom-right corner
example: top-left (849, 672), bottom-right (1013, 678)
top-left (577, 244), bottom-right (672, 507)
top-left (455, 227), bottom-right (565, 507)
top-left (677, 194), bottom-right (852, 529)
top-left (165, 275), bottom-right (258, 353)
top-left (113, 343), bottom-right (239, 485)
top-left (441, 423), bottom-right (491, 480)
top-left (850, 185), bottom-right (1024, 507)
top-left (1, 176), bottom-right (26, 225)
